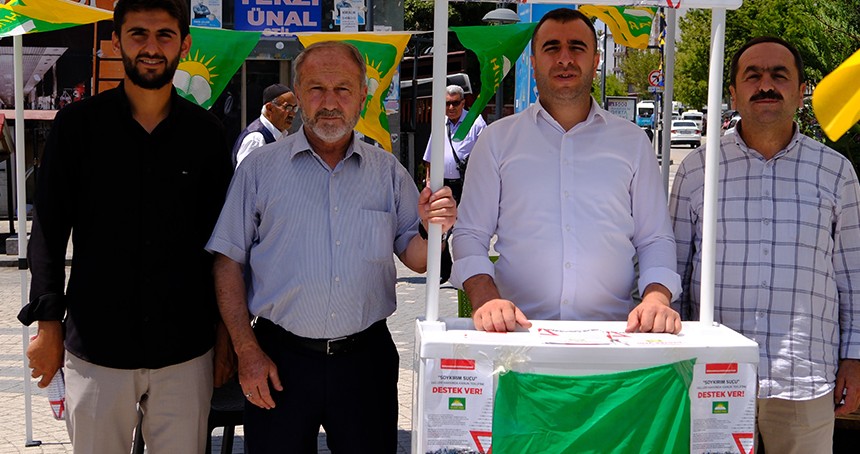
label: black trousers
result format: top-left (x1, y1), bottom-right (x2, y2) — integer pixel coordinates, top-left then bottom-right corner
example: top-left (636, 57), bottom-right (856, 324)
top-left (444, 178), bottom-right (463, 204)
top-left (245, 319), bottom-right (399, 453)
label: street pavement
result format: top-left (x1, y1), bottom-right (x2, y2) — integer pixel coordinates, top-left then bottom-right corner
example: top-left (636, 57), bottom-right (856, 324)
top-left (0, 144), bottom-right (694, 453)
top-left (0, 242), bottom-right (460, 453)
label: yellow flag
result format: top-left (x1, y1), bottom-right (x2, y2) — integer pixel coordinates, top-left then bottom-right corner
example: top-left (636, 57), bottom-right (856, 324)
top-left (297, 33), bottom-right (411, 152)
top-left (0, 0), bottom-right (112, 38)
top-left (813, 48), bottom-right (860, 141)
top-left (578, 5), bottom-right (656, 50)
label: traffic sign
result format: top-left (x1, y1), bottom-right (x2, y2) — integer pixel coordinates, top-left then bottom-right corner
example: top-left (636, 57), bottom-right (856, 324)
top-left (648, 69), bottom-right (663, 87)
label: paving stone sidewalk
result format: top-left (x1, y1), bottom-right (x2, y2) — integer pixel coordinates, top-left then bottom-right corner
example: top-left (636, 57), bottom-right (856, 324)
top-left (0, 259), bottom-right (459, 453)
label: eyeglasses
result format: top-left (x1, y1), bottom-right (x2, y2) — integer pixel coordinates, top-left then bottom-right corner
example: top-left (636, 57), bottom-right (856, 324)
top-left (445, 100), bottom-right (464, 107)
top-left (274, 102), bottom-right (299, 113)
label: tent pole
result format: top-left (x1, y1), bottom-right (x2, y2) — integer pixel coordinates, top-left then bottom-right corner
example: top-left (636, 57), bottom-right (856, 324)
top-left (661, 8), bottom-right (677, 196)
top-left (14, 35), bottom-right (38, 447)
top-left (423, 0), bottom-right (448, 323)
top-left (700, 8), bottom-right (727, 325)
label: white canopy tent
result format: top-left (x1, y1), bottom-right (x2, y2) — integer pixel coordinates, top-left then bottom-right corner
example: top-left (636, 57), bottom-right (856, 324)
top-left (424, 0), bottom-right (744, 327)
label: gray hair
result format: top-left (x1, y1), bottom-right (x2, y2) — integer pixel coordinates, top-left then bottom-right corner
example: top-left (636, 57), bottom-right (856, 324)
top-left (446, 85), bottom-right (465, 100)
top-left (293, 41), bottom-right (367, 90)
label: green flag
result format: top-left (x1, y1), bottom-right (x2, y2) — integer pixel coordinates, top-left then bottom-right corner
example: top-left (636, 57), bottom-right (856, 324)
top-left (0, 0), bottom-right (111, 38)
top-left (492, 359), bottom-right (695, 453)
top-left (174, 27), bottom-right (261, 110)
top-left (451, 22), bottom-right (536, 141)
top-left (298, 33), bottom-right (411, 152)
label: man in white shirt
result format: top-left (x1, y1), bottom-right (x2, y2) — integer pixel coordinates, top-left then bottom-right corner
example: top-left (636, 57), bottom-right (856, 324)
top-left (451, 8), bottom-right (681, 334)
top-left (423, 84), bottom-right (486, 282)
top-left (670, 36), bottom-right (860, 453)
top-left (423, 84), bottom-right (486, 203)
top-left (231, 83), bottom-right (298, 168)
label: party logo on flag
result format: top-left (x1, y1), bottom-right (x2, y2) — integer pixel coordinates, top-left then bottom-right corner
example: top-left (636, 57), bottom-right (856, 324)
top-left (579, 5), bottom-right (656, 50)
top-left (0, 0), bottom-right (111, 38)
top-left (712, 401), bottom-right (728, 414)
top-left (297, 33), bottom-right (410, 152)
top-left (174, 27), bottom-right (261, 109)
top-left (451, 22), bottom-right (536, 141)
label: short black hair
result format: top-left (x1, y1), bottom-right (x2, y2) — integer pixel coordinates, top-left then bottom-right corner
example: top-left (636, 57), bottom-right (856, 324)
top-left (530, 8), bottom-right (598, 55)
top-left (729, 36), bottom-right (804, 86)
top-left (113, 0), bottom-right (190, 38)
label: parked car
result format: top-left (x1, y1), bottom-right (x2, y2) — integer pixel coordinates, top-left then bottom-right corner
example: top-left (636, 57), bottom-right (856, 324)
top-left (670, 120), bottom-right (702, 148)
top-left (681, 110), bottom-right (704, 133)
top-left (723, 115), bottom-right (741, 136)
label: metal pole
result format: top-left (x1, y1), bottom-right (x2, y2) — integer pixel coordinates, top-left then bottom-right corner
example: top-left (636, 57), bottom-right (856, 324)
top-left (661, 8), bottom-right (677, 197)
top-left (700, 9), bottom-right (727, 326)
top-left (600, 23), bottom-right (607, 109)
top-left (15, 34), bottom-right (38, 448)
top-left (424, 0), bottom-right (448, 323)
top-left (365, 0), bottom-right (373, 30)
top-left (240, 62), bottom-right (247, 129)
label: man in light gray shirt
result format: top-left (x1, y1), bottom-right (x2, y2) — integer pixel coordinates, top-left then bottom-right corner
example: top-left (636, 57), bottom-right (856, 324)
top-left (206, 41), bottom-right (456, 452)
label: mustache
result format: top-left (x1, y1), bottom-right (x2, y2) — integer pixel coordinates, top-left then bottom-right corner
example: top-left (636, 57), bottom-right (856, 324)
top-left (315, 109), bottom-right (344, 120)
top-left (750, 90), bottom-right (783, 102)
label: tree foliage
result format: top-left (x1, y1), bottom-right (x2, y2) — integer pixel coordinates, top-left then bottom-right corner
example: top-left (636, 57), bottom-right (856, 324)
top-left (675, 0), bottom-right (860, 109)
top-left (403, 0), bottom-right (498, 31)
top-left (617, 49), bottom-right (662, 100)
top-left (592, 73), bottom-right (627, 100)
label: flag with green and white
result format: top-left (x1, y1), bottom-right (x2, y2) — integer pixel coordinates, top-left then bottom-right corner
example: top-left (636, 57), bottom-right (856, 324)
top-left (450, 22), bottom-right (537, 141)
top-left (0, 0), bottom-right (111, 38)
top-left (174, 27), bottom-right (261, 110)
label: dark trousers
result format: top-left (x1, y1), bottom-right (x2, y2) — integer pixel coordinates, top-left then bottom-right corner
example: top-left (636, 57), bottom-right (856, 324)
top-left (444, 178), bottom-right (463, 204)
top-left (245, 319), bottom-right (399, 453)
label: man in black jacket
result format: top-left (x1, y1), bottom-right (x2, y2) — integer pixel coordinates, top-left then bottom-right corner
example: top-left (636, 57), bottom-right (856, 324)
top-left (19, 0), bottom-right (232, 452)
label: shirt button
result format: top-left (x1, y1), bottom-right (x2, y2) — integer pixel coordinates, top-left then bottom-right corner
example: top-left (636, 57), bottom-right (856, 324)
top-left (565, 224), bottom-right (571, 232)
top-left (564, 191), bottom-right (570, 198)
top-left (757, 311), bottom-right (765, 318)
top-left (335, 276), bottom-right (341, 282)
top-left (764, 190), bottom-right (770, 196)
top-left (762, 248), bottom-right (769, 256)
top-left (565, 262), bottom-right (572, 269)
top-left (334, 206), bottom-right (339, 212)
top-left (336, 240), bottom-right (341, 246)
top-left (331, 312), bottom-right (336, 318)
top-left (761, 281), bottom-right (768, 288)
top-left (763, 219), bottom-right (770, 225)
top-left (562, 299), bottom-right (569, 305)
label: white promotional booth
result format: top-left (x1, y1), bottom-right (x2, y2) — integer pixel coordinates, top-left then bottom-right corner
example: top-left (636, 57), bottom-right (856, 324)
top-left (416, 1), bottom-right (753, 453)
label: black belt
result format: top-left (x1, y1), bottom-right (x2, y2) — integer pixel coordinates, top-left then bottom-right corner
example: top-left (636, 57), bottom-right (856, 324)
top-left (254, 318), bottom-right (387, 356)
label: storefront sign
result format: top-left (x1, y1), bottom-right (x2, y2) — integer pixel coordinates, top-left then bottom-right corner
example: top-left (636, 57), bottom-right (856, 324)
top-left (234, 0), bottom-right (321, 35)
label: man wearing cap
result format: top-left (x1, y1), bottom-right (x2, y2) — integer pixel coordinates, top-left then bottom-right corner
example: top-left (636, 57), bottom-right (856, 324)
top-left (231, 83), bottom-right (298, 168)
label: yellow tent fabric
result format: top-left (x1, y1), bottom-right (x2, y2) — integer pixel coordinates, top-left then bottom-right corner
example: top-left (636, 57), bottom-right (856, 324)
top-left (813, 48), bottom-right (860, 141)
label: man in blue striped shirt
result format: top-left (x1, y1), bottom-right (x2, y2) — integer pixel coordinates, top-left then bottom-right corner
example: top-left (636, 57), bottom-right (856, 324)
top-left (207, 41), bottom-right (456, 452)
top-left (670, 36), bottom-right (860, 453)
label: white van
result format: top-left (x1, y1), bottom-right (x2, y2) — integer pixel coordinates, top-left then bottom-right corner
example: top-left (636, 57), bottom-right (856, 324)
top-left (681, 110), bottom-right (704, 131)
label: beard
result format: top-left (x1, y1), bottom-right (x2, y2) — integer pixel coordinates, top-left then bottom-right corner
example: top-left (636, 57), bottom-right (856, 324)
top-left (121, 48), bottom-right (180, 90)
top-left (301, 108), bottom-right (359, 143)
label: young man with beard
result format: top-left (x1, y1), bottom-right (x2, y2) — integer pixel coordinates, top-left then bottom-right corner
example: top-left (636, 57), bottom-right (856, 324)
top-left (451, 8), bottom-right (681, 334)
top-left (670, 37), bottom-right (860, 452)
top-left (207, 41), bottom-right (457, 452)
top-left (19, 0), bottom-right (233, 452)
